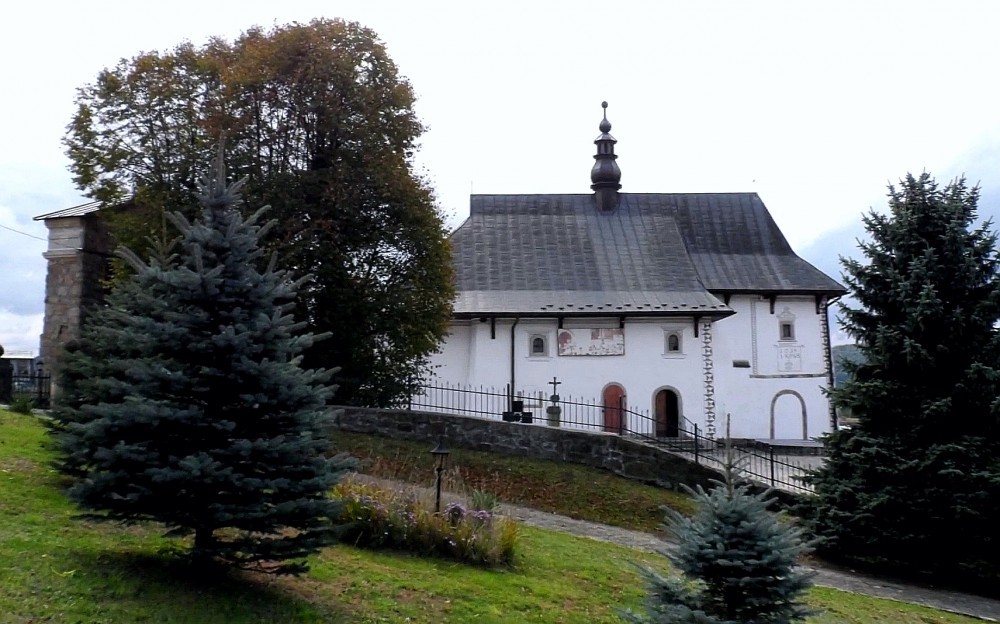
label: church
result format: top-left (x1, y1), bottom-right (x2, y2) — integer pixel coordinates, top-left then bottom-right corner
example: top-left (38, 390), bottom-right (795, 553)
top-left (421, 103), bottom-right (845, 440)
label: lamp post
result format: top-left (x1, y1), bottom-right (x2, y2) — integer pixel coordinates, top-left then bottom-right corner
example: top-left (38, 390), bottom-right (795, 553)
top-left (430, 437), bottom-right (450, 513)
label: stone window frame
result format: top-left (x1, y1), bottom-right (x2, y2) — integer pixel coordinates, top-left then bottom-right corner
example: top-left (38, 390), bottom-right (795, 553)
top-left (662, 327), bottom-right (685, 358)
top-left (528, 334), bottom-right (550, 358)
top-left (777, 307), bottom-right (797, 342)
top-left (779, 321), bottom-right (795, 341)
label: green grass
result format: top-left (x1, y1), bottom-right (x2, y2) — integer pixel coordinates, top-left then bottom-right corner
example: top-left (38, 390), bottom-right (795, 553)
top-left (0, 410), bottom-right (986, 623)
top-left (334, 430), bottom-right (697, 533)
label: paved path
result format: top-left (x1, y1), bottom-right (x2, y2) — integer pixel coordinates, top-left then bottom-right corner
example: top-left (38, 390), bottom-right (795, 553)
top-left (356, 475), bottom-right (1000, 621)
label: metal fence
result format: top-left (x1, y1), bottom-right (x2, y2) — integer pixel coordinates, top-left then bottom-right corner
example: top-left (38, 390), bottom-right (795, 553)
top-left (409, 382), bottom-right (819, 494)
top-left (3, 374), bottom-right (52, 409)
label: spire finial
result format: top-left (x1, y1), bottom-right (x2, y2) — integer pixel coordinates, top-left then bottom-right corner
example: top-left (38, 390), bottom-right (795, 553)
top-left (591, 101), bottom-right (621, 211)
top-left (599, 101), bottom-right (611, 133)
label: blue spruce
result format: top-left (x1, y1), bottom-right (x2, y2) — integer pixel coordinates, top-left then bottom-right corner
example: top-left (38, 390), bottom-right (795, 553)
top-left (51, 153), bottom-right (354, 574)
top-left (624, 449), bottom-right (813, 624)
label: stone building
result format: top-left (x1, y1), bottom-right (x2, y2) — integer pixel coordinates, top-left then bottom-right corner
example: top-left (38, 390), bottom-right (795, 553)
top-left (419, 104), bottom-right (846, 440)
top-left (32, 201), bottom-right (110, 391)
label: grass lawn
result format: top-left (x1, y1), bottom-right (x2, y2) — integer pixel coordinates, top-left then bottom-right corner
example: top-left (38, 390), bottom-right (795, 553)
top-left (333, 430), bottom-right (697, 533)
top-left (0, 409), bottom-right (985, 623)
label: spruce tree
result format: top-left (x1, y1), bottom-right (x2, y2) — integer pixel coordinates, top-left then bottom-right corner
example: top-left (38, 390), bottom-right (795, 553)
top-left (50, 154), bottom-right (353, 574)
top-left (807, 173), bottom-right (1000, 586)
top-left (624, 447), bottom-right (814, 624)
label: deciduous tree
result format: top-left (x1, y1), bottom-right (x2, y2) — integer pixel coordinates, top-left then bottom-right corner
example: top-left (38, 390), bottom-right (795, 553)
top-left (64, 19), bottom-right (454, 406)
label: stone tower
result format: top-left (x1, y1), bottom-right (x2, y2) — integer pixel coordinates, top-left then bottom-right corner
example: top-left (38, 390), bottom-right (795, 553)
top-left (33, 202), bottom-right (110, 393)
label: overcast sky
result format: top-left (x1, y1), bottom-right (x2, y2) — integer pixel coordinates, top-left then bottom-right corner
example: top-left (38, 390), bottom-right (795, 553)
top-left (3, 1), bottom-right (1000, 352)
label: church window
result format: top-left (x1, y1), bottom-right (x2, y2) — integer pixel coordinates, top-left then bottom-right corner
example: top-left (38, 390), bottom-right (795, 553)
top-left (529, 335), bottom-right (548, 356)
top-left (777, 307), bottom-right (796, 342)
top-left (664, 330), bottom-right (683, 354)
top-left (779, 321), bottom-right (795, 341)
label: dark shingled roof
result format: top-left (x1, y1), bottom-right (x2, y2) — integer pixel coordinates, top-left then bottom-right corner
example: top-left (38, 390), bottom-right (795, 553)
top-left (34, 201), bottom-right (102, 221)
top-left (450, 192), bottom-right (845, 317)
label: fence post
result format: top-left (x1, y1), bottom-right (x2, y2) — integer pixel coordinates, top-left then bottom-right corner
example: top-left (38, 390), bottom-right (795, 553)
top-left (694, 424), bottom-right (700, 464)
top-left (0, 354), bottom-right (11, 404)
top-left (770, 445), bottom-right (776, 486)
top-left (618, 395), bottom-right (625, 435)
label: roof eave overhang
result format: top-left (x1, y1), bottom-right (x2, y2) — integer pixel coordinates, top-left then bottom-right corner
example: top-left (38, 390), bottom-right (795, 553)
top-left (709, 287), bottom-right (847, 297)
top-left (453, 309), bottom-right (736, 321)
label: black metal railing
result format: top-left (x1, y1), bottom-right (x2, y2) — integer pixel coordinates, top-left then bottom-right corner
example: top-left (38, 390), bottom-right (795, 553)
top-left (409, 382), bottom-right (819, 494)
top-left (7, 374), bottom-right (52, 409)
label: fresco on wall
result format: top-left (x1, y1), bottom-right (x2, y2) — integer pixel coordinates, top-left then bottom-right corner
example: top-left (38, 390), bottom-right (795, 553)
top-left (557, 328), bottom-right (625, 356)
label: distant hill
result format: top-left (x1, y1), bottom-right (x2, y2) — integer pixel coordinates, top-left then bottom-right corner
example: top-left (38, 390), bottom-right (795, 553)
top-left (831, 343), bottom-right (863, 387)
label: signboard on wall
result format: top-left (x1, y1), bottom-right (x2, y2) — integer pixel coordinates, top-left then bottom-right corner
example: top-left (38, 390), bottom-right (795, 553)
top-left (557, 328), bottom-right (625, 356)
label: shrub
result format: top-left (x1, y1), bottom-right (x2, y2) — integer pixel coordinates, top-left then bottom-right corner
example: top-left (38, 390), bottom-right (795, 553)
top-left (469, 489), bottom-right (501, 512)
top-left (334, 481), bottom-right (518, 566)
top-left (9, 394), bottom-right (34, 415)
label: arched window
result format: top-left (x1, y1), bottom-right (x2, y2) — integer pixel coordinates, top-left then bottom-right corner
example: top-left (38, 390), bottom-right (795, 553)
top-left (530, 335), bottom-right (548, 356)
top-left (667, 333), bottom-right (680, 352)
top-left (664, 330), bottom-right (682, 354)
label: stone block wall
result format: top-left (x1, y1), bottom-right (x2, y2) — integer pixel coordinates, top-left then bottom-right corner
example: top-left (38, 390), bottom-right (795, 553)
top-left (330, 406), bottom-right (727, 491)
top-left (40, 214), bottom-right (110, 380)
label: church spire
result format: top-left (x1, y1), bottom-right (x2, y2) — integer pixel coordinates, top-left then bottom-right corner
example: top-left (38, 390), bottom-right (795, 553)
top-left (591, 101), bottom-right (622, 211)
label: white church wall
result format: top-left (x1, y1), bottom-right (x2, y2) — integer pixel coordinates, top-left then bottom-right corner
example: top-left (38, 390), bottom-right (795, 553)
top-left (712, 295), bottom-right (832, 439)
top-left (425, 316), bottom-right (707, 435)
top-left (424, 296), bottom-right (834, 440)
top-left (427, 321), bottom-right (472, 384)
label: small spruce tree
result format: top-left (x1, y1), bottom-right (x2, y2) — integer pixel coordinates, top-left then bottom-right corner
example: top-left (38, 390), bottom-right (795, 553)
top-left (623, 441), bottom-right (814, 624)
top-left (806, 173), bottom-right (1000, 586)
top-left (50, 153), bottom-right (353, 573)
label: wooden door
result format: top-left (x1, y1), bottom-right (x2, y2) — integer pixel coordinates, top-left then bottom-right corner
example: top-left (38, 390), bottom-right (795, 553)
top-left (655, 389), bottom-right (680, 437)
top-left (602, 384), bottom-right (625, 434)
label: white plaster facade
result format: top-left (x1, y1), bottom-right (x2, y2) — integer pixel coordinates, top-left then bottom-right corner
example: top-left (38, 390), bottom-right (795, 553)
top-left (424, 294), bottom-right (833, 440)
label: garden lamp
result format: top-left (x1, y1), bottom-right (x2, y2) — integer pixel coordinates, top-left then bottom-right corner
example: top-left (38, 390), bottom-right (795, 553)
top-left (430, 437), bottom-right (450, 513)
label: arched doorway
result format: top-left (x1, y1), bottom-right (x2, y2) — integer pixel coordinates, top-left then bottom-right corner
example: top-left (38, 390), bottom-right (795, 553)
top-left (770, 390), bottom-right (807, 439)
top-left (602, 384), bottom-right (626, 434)
top-left (654, 389), bottom-right (680, 437)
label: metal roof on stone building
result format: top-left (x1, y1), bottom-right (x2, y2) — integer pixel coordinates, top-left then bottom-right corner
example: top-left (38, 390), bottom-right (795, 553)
top-left (449, 192), bottom-right (845, 318)
top-left (33, 201), bottom-right (102, 221)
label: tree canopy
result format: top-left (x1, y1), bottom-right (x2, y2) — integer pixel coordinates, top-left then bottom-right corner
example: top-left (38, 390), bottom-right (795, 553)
top-left (51, 154), bottom-right (354, 573)
top-left (807, 173), bottom-right (1000, 588)
top-left (64, 19), bottom-right (454, 406)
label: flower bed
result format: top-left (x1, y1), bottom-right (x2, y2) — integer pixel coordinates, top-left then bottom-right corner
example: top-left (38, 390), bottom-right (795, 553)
top-left (334, 481), bottom-right (518, 566)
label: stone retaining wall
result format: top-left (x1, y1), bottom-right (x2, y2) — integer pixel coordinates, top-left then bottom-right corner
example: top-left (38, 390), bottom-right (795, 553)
top-left (330, 406), bottom-right (727, 492)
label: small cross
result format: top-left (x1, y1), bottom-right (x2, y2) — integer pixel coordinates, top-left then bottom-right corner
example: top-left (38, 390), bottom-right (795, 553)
top-left (548, 376), bottom-right (561, 403)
